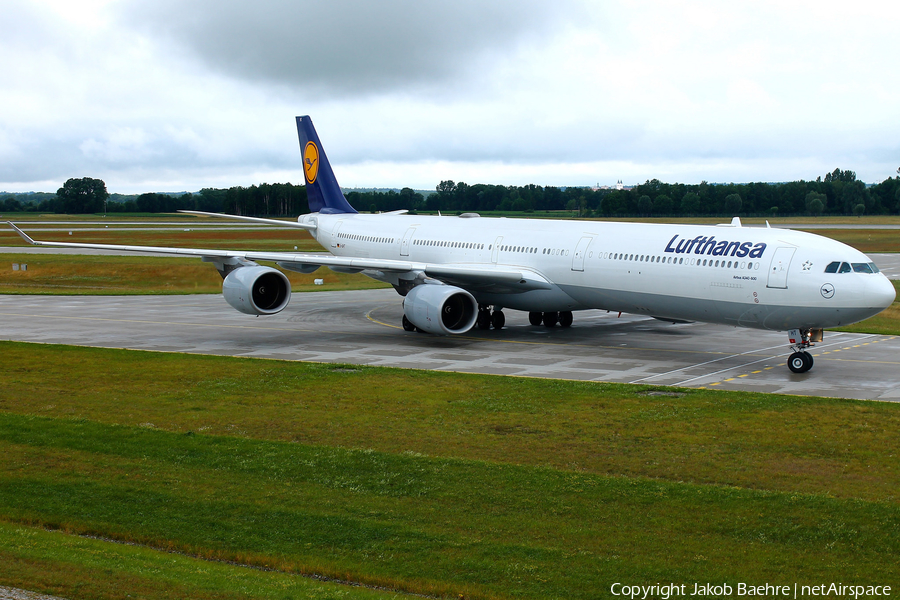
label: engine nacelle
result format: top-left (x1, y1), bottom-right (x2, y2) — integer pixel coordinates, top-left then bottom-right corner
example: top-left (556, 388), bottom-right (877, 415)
top-left (404, 284), bottom-right (478, 335)
top-left (222, 266), bottom-right (291, 315)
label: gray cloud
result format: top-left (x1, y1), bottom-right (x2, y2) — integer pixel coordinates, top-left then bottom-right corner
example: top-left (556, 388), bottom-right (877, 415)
top-left (119, 0), bottom-right (575, 95)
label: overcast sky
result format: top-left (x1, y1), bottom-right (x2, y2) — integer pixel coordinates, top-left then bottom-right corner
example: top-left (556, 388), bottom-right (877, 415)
top-left (2, 0), bottom-right (898, 194)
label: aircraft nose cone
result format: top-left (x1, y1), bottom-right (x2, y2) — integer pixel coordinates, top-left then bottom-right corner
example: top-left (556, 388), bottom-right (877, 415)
top-left (868, 275), bottom-right (896, 309)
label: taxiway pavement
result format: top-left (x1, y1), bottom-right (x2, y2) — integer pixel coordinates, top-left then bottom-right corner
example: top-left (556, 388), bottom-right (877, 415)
top-left (1, 289), bottom-right (897, 401)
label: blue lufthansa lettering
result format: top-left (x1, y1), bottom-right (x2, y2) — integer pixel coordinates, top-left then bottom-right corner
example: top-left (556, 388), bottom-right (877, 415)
top-left (700, 236), bottom-right (717, 255)
top-left (663, 236), bottom-right (769, 259)
top-left (748, 242), bottom-right (767, 258)
top-left (686, 236), bottom-right (703, 254)
top-left (664, 235), bottom-right (679, 252)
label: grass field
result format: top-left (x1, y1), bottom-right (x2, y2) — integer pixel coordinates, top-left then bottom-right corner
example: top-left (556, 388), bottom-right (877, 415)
top-left (1, 342), bottom-right (899, 599)
top-left (797, 229), bottom-right (900, 253)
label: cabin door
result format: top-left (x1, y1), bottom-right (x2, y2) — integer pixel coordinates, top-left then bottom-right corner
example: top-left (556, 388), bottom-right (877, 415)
top-left (491, 236), bottom-right (503, 263)
top-left (766, 247), bottom-right (796, 289)
top-left (572, 236), bottom-right (593, 271)
top-left (400, 227), bottom-right (416, 256)
top-left (330, 220), bottom-right (344, 248)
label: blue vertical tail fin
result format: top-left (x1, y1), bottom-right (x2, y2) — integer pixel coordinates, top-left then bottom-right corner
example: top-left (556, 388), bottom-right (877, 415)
top-left (296, 116), bottom-right (357, 214)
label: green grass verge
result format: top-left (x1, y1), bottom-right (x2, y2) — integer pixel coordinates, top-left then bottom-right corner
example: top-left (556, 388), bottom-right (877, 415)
top-left (2, 414), bottom-right (899, 599)
top-left (0, 522), bottom-right (394, 600)
top-left (796, 229), bottom-right (900, 253)
top-left (1, 342), bottom-right (899, 598)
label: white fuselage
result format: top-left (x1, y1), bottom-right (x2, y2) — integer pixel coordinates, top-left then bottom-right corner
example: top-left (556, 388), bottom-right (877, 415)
top-left (300, 212), bottom-right (895, 331)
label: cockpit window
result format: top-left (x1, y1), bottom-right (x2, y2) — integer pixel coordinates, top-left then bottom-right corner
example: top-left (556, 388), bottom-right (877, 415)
top-left (825, 261), bottom-right (877, 274)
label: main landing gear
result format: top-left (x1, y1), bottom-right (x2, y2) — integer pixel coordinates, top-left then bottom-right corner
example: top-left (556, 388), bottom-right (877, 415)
top-left (786, 328), bottom-right (819, 374)
top-left (477, 305), bottom-right (505, 330)
top-left (529, 311), bottom-right (573, 328)
top-left (407, 304), bottom-right (575, 333)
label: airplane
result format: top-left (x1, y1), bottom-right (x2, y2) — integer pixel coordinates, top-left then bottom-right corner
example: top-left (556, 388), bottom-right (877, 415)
top-left (8, 116), bottom-right (896, 374)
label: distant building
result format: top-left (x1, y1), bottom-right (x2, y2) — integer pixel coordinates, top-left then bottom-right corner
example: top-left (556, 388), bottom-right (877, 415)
top-left (591, 180), bottom-right (632, 192)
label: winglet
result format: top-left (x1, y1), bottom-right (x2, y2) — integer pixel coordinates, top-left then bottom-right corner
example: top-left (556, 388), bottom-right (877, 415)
top-left (7, 222), bottom-right (38, 245)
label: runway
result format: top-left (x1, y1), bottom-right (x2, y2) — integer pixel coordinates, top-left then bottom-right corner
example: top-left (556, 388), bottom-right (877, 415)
top-left (1, 289), bottom-right (898, 401)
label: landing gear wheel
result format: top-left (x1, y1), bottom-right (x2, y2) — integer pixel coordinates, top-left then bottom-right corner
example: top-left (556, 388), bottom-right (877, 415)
top-left (528, 312), bottom-right (543, 326)
top-left (788, 351), bottom-right (812, 373)
top-left (542, 311), bottom-right (558, 327)
top-left (477, 309), bottom-right (492, 330)
top-left (402, 314), bottom-right (416, 332)
top-left (491, 310), bottom-right (505, 329)
top-left (786, 328), bottom-right (818, 373)
top-left (559, 311), bottom-right (573, 327)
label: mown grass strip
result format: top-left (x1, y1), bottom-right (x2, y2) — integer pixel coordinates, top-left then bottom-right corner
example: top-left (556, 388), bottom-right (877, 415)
top-left (2, 342), bottom-right (900, 598)
top-left (797, 228), bottom-right (900, 253)
top-left (1, 414), bottom-right (899, 600)
top-left (0, 521), bottom-right (400, 600)
top-left (2, 342), bottom-right (898, 504)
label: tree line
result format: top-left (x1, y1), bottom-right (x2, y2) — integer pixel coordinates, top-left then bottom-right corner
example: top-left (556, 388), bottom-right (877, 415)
top-left (3, 169), bottom-right (899, 217)
top-left (425, 169), bottom-right (900, 217)
top-left (0, 180), bottom-right (308, 216)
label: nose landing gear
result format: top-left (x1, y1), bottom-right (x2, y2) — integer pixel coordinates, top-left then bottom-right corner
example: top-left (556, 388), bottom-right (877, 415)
top-left (788, 350), bottom-right (813, 373)
top-left (786, 328), bottom-right (821, 373)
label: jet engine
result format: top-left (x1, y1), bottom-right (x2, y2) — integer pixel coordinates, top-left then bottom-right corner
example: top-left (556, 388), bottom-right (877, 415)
top-left (403, 284), bottom-right (478, 335)
top-left (222, 266), bottom-right (291, 315)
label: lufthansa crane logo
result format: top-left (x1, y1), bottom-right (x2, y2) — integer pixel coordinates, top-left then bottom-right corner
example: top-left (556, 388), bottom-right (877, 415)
top-left (304, 142), bottom-right (319, 184)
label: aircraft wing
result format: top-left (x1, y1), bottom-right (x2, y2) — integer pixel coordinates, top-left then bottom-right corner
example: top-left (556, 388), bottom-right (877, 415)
top-left (424, 264), bottom-right (552, 292)
top-left (177, 210), bottom-right (316, 230)
top-left (7, 222), bottom-right (551, 292)
top-left (7, 222), bottom-right (413, 271)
